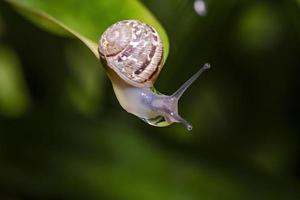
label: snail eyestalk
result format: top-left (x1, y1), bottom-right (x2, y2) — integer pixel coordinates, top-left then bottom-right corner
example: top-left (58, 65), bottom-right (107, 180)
top-left (170, 63), bottom-right (210, 130)
top-left (152, 63), bottom-right (211, 131)
top-left (172, 63), bottom-right (211, 99)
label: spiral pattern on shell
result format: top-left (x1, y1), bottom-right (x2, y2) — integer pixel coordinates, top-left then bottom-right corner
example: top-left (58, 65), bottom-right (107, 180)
top-left (99, 20), bottom-right (164, 88)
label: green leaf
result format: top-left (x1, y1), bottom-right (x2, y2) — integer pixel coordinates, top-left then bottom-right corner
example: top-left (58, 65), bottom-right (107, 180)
top-left (6, 0), bottom-right (169, 59)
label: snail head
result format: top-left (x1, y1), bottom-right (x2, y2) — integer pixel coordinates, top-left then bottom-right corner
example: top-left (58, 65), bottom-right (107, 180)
top-left (150, 63), bottom-right (211, 131)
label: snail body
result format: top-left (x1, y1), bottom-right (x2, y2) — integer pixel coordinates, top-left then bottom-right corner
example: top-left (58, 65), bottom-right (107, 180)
top-left (99, 20), bottom-right (210, 130)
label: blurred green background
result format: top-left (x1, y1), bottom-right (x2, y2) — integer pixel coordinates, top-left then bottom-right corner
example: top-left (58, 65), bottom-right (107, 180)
top-left (0, 0), bottom-right (300, 199)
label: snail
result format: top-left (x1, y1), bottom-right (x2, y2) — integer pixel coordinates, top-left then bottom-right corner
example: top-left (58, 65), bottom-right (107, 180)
top-left (98, 20), bottom-right (210, 130)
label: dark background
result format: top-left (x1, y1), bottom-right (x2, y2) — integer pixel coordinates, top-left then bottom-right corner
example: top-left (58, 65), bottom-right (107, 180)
top-left (0, 0), bottom-right (300, 199)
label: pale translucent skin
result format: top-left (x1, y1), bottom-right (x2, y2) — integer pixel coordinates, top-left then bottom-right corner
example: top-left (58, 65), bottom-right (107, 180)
top-left (106, 64), bottom-right (210, 131)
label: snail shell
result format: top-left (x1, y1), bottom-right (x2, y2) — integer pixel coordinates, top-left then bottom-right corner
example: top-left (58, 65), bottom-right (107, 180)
top-left (98, 20), bottom-right (164, 88)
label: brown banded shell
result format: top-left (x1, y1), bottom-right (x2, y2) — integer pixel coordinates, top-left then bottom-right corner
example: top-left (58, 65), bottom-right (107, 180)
top-left (98, 20), bottom-right (164, 88)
